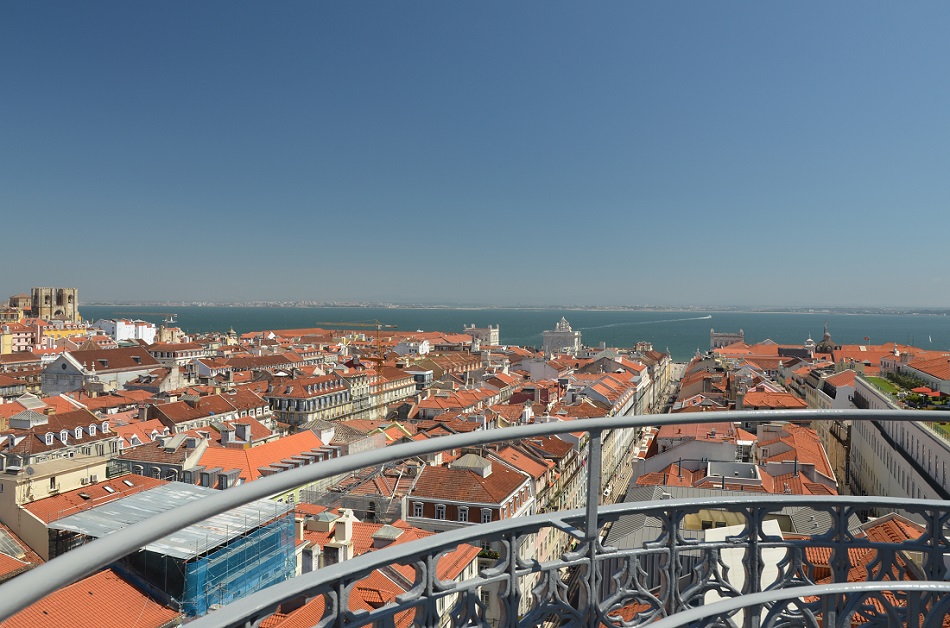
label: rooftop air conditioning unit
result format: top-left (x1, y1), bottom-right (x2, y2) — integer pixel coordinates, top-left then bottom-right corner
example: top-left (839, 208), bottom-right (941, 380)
top-left (89, 474), bottom-right (99, 483)
top-left (80, 477), bottom-right (89, 485)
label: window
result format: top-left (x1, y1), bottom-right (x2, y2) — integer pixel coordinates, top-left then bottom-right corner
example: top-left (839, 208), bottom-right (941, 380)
top-left (74, 427), bottom-right (82, 439)
top-left (413, 502), bottom-right (423, 517)
top-left (435, 504), bottom-right (446, 520)
top-left (481, 509), bottom-right (492, 524)
top-left (45, 433), bottom-right (54, 446)
top-left (458, 507), bottom-right (469, 523)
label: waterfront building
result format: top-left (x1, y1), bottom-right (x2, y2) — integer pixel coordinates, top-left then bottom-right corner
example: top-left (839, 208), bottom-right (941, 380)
top-left (94, 318), bottom-right (158, 345)
top-left (899, 355), bottom-right (950, 395)
top-left (709, 327), bottom-right (743, 349)
top-left (463, 323), bottom-right (500, 346)
top-left (542, 317), bottom-right (582, 356)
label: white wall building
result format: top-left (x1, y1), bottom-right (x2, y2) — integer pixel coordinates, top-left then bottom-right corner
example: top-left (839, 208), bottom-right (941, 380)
top-left (850, 375), bottom-right (950, 516)
top-left (94, 318), bottom-right (157, 345)
top-left (542, 317), bottom-right (582, 356)
top-left (463, 324), bottom-right (499, 346)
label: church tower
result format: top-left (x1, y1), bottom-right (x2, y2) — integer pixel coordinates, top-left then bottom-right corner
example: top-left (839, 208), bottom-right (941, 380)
top-left (31, 287), bottom-right (80, 322)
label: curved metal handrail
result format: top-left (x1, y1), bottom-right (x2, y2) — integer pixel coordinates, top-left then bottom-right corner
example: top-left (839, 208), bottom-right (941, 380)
top-left (648, 581), bottom-right (950, 628)
top-left (0, 409), bottom-right (934, 622)
top-left (185, 493), bottom-right (950, 628)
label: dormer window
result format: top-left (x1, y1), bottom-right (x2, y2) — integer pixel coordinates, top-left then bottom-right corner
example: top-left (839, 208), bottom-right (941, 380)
top-left (88, 424), bottom-right (97, 437)
top-left (45, 433), bottom-right (54, 446)
top-left (101, 421), bottom-right (110, 433)
top-left (74, 427), bottom-right (82, 439)
top-left (59, 430), bottom-right (68, 443)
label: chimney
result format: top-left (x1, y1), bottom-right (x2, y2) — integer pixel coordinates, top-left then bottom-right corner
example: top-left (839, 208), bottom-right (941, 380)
top-left (221, 428), bottom-right (235, 445)
top-left (295, 517), bottom-right (305, 542)
top-left (334, 509), bottom-right (355, 544)
top-left (235, 423), bottom-right (251, 442)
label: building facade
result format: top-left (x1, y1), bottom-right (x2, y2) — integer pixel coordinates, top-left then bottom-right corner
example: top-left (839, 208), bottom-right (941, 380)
top-left (31, 288), bottom-right (80, 323)
top-left (542, 317), bottom-right (582, 356)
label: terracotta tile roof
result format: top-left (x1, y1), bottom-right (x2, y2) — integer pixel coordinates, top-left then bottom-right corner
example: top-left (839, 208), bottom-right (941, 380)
top-left (2, 568), bottom-right (180, 628)
top-left (0, 522), bottom-right (43, 582)
top-left (271, 518), bottom-right (477, 628)
top-left (523, 434), bottom-right (574, 459)
top-left (66, 347), bottom-right (161, 372)
top-left (757, 424), bottom-right (834, 479)
top-left (150, 400), bottom-right (204, 424)
top-left (197, 430), bottom-right (324, 482)
top-left (0, 408), bottom-right (118, 457)
top-left (113, 418), bottom-right (169, 449)
top-left (0, 552), bottom-right (29, 580)
top-left (409, 463), bottom-right (528, 506)
top-left (908, 356), bottom-right (950, 382)
top-left (65, 393), bottom-right (137, 412)
top-left (494, 446), bottom-right (552, 480)
top-left (742, 390), bottom-right (807, 409)
top-left (824, 370), bottom-right (857, 387)
top-left (862, 515), bottom-right (925, 545)
top-left (656, 422), bottom-right (737, 443)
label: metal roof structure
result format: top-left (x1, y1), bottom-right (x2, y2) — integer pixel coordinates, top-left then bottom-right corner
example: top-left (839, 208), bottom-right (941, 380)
top-left (48, 483), bottom-right (292, 560)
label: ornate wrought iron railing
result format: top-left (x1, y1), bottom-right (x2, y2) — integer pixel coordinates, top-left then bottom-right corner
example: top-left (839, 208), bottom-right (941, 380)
top-left (1, 409), bottom-right (949, 627)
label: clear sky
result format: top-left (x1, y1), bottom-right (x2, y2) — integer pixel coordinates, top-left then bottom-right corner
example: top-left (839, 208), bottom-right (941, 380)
top-left (2, 2), bottom-right (948, 307)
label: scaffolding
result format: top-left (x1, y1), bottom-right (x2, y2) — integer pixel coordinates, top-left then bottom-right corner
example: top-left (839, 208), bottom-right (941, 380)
top-left (47, 483), bottom-right (297, 617)
top-left (301, 463), bottom-right (419, 524)
top-left (182, 514), bottom-right (295, 616)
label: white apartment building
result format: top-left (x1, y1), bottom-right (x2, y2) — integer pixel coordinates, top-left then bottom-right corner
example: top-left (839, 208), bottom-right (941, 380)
top-left (94, 318), bottom-right (158, 345)
top-left (850, 375), bottom-right (950, 516)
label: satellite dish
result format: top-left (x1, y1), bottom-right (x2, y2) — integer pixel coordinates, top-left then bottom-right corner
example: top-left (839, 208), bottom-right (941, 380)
top-left (25, 466), bottom-right (35, 476)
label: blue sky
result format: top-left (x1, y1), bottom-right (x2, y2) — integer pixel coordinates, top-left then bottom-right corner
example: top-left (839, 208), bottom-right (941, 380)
top-left (2, 3), bottom-right (948, 307)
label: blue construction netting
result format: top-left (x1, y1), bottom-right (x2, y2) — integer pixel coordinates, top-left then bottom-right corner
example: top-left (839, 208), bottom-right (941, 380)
top-left (182, 513), bottom-right (296, 617)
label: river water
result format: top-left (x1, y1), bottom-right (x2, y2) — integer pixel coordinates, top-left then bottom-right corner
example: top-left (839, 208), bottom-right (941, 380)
top-left (79, 306), bottom-right (950, 362)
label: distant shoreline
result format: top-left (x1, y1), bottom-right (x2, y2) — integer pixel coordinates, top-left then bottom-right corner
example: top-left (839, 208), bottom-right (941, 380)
top-left (80, 302), bottom-right (950, 317)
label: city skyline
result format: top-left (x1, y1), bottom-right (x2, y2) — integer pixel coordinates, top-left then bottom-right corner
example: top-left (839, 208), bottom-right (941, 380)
top-left (3, 2), bottom-right (949, 307)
